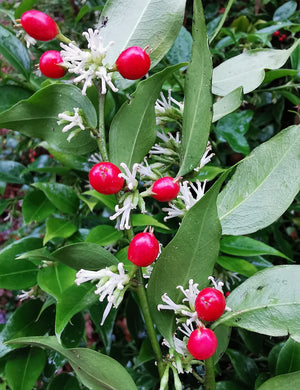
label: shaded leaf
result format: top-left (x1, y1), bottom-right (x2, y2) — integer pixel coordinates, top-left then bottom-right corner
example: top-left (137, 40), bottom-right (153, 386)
top-left (217, 256), bottom-right (258, 278)
top-left (226, 349), bottom-right (258, 386)
top-left (0, 161), bottom-right (29, 184)
top-left (276, 338), bottom-right (300, 375)
top-left (85, 225), bottom-right (123, 246)
top-left (47, 373), bottom-right (81, 390)
top-left (257, 371), bottom-right (300, 390)
top-left (44, 218), bottom-right (77, 245)
top-left (212, 87), bottom-right (243, 123)
top-left (22, 190), bottom-right (56, 224)
top-left (0, 86), bottom-right (31, 113)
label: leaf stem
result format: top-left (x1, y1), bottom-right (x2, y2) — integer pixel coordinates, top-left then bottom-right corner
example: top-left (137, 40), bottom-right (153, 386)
top-left (135, 268), bottom-right (164, 378)
top-left (204, 356), bottom-right (216, 390)
top-left (209, 0), bottom-right (234, 45)
top-left (96, 86), bottom-right (109, 161)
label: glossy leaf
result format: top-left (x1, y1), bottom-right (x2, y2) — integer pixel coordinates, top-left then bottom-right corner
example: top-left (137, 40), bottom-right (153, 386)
top-left (83, 190), bottom-right (117, 210)
top-left (214, 110), bottom-right (253, 155)
top-left (22, 190), bottom-right (56, 224)
top-left (166, 26), bottom-right (193, 64)
top-left (109, 63), bottom-right (184, 168)
top-left (276, 338), bottom-right (300, 375)
top-left (33, 183), bottom-right (79, 215)
top-left (0, 161), bottom-right (29, 184)
top-left (226, 349), bottom-right (259, 386)
top-left (147, 174), bottom-right (225, 343)
top-left (50, 242), bottom-right (118, 270)
top-left (85, 225), bottom-right (123, 246)
top-left (5, 347), bottom-right (46, 390)
top-left (0, 24), bottom-right (30, 77)
top-left (6, 336), bottom-right (138, 390)
top-left (0, 300), bottom-right (53, 358)
top-left (37, 262), bottom-right (77, 300)
top-left (0, 237), bottom-right (42, 290)
top-left (99, 0), bottom-right (185, 69)
top-left (217, 256), bottom-right (258, 277)
top-left (273, 1), bottom-right (297, 21)
top-left (257, 371), bottom-right (300, 390)
top-left (212, 265), bottom-right (300, 342)
top-left (131, 214), bottom-right (170, 230)
top-left (217, 125), bottom-right (300, 235)
top-left (212, 87), bottom-right (243, 123)
top-left (214, 325), bottom-right (231, 364)
top-left (60, 312), bottom-right (85, 348)
top-left (0, 86), bottom-right (31, 113)
top-left (47, 373), bottom-right (81, 390)
top-left (212, 40), bottom-right (299, 96)
top-left (0, 84), bottom-right (97, 155)
top-left (179, 0), bottom-right (212, 176)
top-left (220, 235), bottom-right (290, 260)
top-left (44, 218), bottom-right (77, 245)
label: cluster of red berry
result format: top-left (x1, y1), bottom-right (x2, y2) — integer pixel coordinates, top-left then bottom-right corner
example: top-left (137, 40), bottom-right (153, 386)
top-left (19, 10), bottom-right (151, 80)
top-left (273, 30), bottom-right (287, 42)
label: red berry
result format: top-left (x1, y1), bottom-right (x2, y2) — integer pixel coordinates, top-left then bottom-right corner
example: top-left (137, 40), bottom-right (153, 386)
top-left (187, 328), bottom-right (217, 360)
top-left (116, 46), bottom-right (151, 80)
top-left (20, 10), bottom-right (58, 41)
top-left (39, 51), bottom-right (66, 79)
top-left (128, 232), bottom-right (159, 267)
top-left (273, 30), bottom-right (280, 37)
top-left (89, 162), bottom-right (124, 195)
top-left (195, 287), bottom-right (226, 322)
top-left (279, 34), bottom-right (287, 42)
top-left (151, 177), bottom-right (180, 202)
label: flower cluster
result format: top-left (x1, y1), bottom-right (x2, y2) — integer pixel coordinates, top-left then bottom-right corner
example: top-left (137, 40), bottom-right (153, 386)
top-left (57, 107), bottom-right (86, 141)
top-left (75, 263), bottom-right (130, 325)
top-left (60, 28), bottom-right (118, 95)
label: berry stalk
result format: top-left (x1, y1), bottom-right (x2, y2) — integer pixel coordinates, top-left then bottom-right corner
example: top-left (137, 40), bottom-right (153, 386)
top-left (204, 356), bottom-right (216, 390)
top-left (96, 84), bottom-right (109, 161)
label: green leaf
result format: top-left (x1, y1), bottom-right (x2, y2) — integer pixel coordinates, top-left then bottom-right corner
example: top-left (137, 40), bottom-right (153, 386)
top-left (0, 237), bottom-right (42, 290)
top-left (217, 125), bottom-right (300, 235)
top-left (44, 218), bottom-right (77, 245)
top-left (6, 336), bottom-right (138, 390)
top-left (131, 214), bottom-right (170, 230)
top-left (273, 1), bottom-right (297, 21)
top-left (194, 166), bottom-right (226, 182)
top-left (214, 110), bottom-right (253, 155)
top-left (226, 349), bottom-right (258, 386)
top-left (212, 40), bottom-right (300, 96)
top-left (5, 347), bottom-right (46, 390)
top-left (60, 312), bottom-right (85, 348)
top-left (47, 373), bottom-right (81, 390)
top-left (22, 190), bottom-right (56, 224)
top-left (257, 371), bottom-right (300, 390)
top-left (212, 265), bottom-right (300, 342)
top-left (50, 242), bottom-right (118, 271)
top-left (14, 0), bottom-right (39, 19)
top-left (217, 256), bottom-right (258, 278)
top-left (166, 26), bottom-right (193, 65)
top-left (276, 338), bottom-right (300, 375)
top-left (0, 161), bottom-right (29, 184)
top-left (0, 199), bottom-right (8, 215)
top-left (0, 24), bottom-right (30, 77)
top-left (0, 300), bottom-right (53, 358)
top-left (109, 63), bottom-right (184, 168)
top-left (214, 325), bottom-right (231, 364)
top-left (56, 284), bottom-right (98, 338)
top-left (0, 84), bottom-right (97, 155)
top-left (147, 174), bottom-right (226, 343)
top-left (99, 0), bottom-right (185, 69)
top-left (83, 190), bottom-right (117, 210)
top-left (33, 183), bottom-right (79, 215)
top-left (37, 262), bottom-right (77, 300)
top-left (263, 69), bottom-right (300, 84)
top-left (220, 236), bottom-right (290, 260)
top-left (179, 0), bottom-right (212, 176)
top-left (0, 86), bottom-right (31, 113)
top-left (85, 225), bottom-right (123, 246)
top-left (212, 87), bottom-right (243, 123)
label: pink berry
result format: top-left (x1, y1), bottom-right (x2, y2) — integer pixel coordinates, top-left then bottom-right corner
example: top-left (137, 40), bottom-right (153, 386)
top-left (128, 232), bottom-right (160, 267)
top-left (195, 287), bottom-right (226, 322)
top-left (20, 10), bottom-right (58, 41)
top-left (116, 46), bottom-right (151, 80)
top-left (39, 51), bottom-right (66, 79)
top-left (89, 162), bottom-right (124, 195)
top-left (151, 177), bottom-right (180, 202)
top-left (187, 328), bottom-right (217, 360)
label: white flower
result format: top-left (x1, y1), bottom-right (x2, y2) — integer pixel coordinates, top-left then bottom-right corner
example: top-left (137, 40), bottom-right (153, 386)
top-left (119, 162), bottom-right (139, 190)
top-left (138, 158), bottom-right (162, 181)
top-left (155, 89), bottom-right (184, 116)
top-left (156, 130), bottom-right (181, 145)
top-left (88, 152), bottom-right (103, 164)
top-left (157, 293), bottom-right (187, 314)
top-left (162, 203), bottom-right (184, 221)
top-left (149, 144), bottom-right (178, 156)
top-left (194, 142), bottom-right (215, 171)
top-left (60, 28), bottom-right (118, 95)
top-left (177, 279), bottom-right (200, 308)
top-left (75, 263), bottom-right (130, 325)
top-left (109, 194), bottom-right (137, 230)
top-left (24, 33), bottom-right (36, 48)
top-left (178, 180), bottom-right (207, 211)
top-left (57, 107), bottom-right (85, 133)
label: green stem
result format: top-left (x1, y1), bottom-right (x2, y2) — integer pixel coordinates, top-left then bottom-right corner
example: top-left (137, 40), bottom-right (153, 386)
top-left (135, 268), bottom-right (164, 378)
top-left (209, 0), bottom-right (235, 45)
top-left (56, 32), bottom-right (71, 44)
top-left (204, 357), bottom-right (216, 390)
top-left (96, 88), bottom-right (109, 161)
